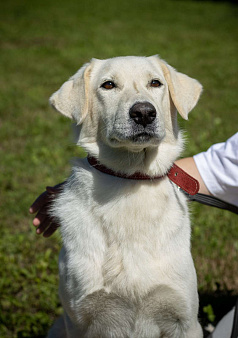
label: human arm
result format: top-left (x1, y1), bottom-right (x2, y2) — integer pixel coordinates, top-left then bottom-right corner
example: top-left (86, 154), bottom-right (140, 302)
top-left (176, 132), bottom-right (238, 206)
top-left (175, 157), bottom-right (211, 195)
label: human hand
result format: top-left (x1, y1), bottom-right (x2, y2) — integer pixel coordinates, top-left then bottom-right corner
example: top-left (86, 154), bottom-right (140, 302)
top-left (29, 183), bottom-right (64, 237)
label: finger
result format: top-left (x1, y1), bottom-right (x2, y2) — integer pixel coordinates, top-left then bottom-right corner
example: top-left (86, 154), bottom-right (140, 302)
top-left (36, 219), bottom-right (51, 235)
top-left (32, 208), bottom-right (49, 227)
top-left (29, 191), bottom-right (49, 214)
top-left (43, 223), bottom-right (60, 238)
top-left (29, 183), bottom-right (65, 214)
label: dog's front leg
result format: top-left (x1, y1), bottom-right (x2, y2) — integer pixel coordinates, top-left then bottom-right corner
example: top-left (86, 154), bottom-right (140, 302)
top-left (61, 289), bottom-right (136, 338)
top-left (58, 248), bottom-right (135, 337)
top-left (71, 289), bottom-right (136, 338)
top-left (133, 285), bottom-right (195, 338)
top-left (47, 315), bottom-right (66, 338)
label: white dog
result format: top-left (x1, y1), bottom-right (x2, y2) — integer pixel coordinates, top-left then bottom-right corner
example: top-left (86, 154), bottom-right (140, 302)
top-left (48, 55), bottom-right (203, 337)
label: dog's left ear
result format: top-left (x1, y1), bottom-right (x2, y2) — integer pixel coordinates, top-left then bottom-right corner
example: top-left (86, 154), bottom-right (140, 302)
top-left (160, 60), bottom-right (203, 120)
top-left (49, 62), bottom-right (92, 124)
top-left (151, 56), bottom-right (203, 120)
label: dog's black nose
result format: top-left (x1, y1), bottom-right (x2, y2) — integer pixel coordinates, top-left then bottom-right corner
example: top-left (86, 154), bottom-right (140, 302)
top-left (129, 102), bottom-right (156, 128)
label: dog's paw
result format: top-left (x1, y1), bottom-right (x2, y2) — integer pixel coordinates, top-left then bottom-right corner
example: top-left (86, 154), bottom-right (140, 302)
top-left (134, 285), bottom-right (190, 338)
top-left (76, 290), bottom-right (135, 338)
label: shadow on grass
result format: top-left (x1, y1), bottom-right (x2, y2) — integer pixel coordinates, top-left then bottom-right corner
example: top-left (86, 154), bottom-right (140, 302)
top-left (199, 289), bottom-right (237, 337)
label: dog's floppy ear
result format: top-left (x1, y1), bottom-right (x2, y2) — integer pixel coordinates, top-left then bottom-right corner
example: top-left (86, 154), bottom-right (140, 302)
top-left (49, 62), bottom-right (92, 124)
top-left (155, 57), bottom-right (202, 120)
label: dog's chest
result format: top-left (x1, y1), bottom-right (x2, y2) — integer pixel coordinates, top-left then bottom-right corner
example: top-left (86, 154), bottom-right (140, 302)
top-left (89, 177), bottom-right (189, 296)
top-left (57, 168), bottom-right (190, 298)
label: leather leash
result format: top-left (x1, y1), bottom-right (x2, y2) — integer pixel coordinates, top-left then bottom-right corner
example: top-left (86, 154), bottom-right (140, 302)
top-left (185, 192), bottom-right (238, 215)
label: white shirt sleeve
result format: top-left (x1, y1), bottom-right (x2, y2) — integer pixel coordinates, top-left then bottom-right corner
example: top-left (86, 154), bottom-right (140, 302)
top-left (193, 132), bottom-right (238, 207)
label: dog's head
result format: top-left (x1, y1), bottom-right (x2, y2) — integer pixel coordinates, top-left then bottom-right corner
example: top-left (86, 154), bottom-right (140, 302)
top-left (50, 56), bottom-right (202, 173)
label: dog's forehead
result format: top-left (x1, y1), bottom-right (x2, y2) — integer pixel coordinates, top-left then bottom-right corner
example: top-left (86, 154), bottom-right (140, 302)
top-left (92, 56), bottom-right (163, 80)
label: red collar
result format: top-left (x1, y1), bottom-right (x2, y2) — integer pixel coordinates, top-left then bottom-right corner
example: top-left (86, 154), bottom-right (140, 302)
top-left (87, 156), bottom-right (199, 195)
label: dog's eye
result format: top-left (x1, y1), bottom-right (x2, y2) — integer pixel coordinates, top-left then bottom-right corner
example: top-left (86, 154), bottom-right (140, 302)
top-left (101, 81), bottom-right (116, 90)
top-left (150, 79), bottom-right (162, 88)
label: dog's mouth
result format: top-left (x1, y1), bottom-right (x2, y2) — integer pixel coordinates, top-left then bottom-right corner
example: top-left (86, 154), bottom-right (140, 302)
top-left (108, 130), bottom-right (164, 148)
top-left (130, 132), bottom-right (154, 143)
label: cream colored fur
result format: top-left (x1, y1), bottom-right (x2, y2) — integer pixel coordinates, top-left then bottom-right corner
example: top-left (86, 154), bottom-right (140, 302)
top-left (48, 55), bottom-right (203, 337)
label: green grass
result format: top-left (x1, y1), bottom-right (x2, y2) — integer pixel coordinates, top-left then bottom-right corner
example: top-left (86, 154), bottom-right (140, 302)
top-left (0, 0), bottom-right (238, 336)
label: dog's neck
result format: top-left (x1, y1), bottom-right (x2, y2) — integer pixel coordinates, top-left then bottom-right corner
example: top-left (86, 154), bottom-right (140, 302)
top-left (87, 156), bottom-right (165, 180)
top-left (79, 131), bottom-right (199, 195)
top-left (80, 132), bottom-right (184, 177)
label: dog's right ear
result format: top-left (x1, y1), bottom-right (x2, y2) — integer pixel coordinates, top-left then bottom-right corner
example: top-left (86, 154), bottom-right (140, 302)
top-left (49, 62), bottom-right (92, 124)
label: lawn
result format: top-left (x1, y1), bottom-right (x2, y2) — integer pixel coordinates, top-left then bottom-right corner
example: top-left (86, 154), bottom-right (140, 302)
top-left (0, 0), bottom-right (237, 336)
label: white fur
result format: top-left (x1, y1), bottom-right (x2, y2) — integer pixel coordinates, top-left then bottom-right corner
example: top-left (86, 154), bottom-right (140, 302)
top-left (48, 55), bottom-right (203, 337)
